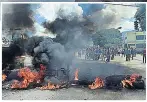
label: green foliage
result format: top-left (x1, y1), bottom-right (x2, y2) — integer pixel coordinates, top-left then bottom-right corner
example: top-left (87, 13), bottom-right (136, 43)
top-left (92, 28), bottom-right (122, 47)
top-left (135, 4), bottom-right (146, 31)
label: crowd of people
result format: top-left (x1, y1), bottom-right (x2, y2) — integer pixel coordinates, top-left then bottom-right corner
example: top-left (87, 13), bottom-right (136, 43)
top-left (77, 46), bottom-right (146, 63)
top-left (84, 46), bottom-right (123, 62)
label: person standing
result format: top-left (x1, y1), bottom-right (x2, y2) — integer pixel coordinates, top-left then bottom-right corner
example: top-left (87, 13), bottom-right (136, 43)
top-left (125, 47), bottom-right (131, 61)
top-left (111, 48), bottom-right (115, 60)
top-left (125, 48), bottom-right (128, 61)
top-left (78, 50), bottom-right (81, 58)
top-left (124, 48), bottom-right (126, 57)
top-left (106, 48), bottom-right (111, 62)
top-left (95, 47), bottom-right (100, 60)
top-left (121, 49), bottom-right (124, 57)
top-left (118, 48), bottom-right (121, 56)
top-left (131, 47), bottom-right (134, 60)
top-left (134, 48), bottom-right (136, 57)
top-left (143, 48), bottom-right (146, 63)
top-left (101, 48), bottom-right (105, 61)
top-left (85, 47), bottom-right (89, 60)
top-left (128, 48), bottom-right (131, 61)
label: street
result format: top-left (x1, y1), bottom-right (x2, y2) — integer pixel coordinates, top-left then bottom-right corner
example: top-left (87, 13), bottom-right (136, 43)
top-left (2, 54), bottom-right (146, 100)
top-left (2, 3), bottom-right (146, 100)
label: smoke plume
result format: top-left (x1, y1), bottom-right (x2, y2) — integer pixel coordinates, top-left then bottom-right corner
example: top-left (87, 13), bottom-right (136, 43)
top-left (2, 4), bottom-right (34, 29)
top-left (37, 4), bottom-right (94, 50)
top-left (87, 4), bottom-right (137, 31)
top-left (23, 4), bottom-right (95, 82)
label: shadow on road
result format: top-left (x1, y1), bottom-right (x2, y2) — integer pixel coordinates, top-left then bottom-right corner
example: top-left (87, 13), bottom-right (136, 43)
top-left (69, 59), bottom-right (146, 82)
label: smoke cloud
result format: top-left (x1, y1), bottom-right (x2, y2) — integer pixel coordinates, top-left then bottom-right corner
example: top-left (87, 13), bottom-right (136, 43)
top-left (88, 4), bottom-right (137, 31)
top-left (38, 4), bottom-right (94, 50)
top-left (2, 3), bottom-right (139, 83)
top-left (2, 4), bottom-right (34, 29)
top-left (23, 4), bottom-right (95, 82)
top-left (37, 4), bottom-right (83, 22)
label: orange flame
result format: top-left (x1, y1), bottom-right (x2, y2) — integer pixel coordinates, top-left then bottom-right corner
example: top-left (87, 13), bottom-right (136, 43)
top-left (2, 74), bottom-right (7, 81)
top-left (121, 74), bottom-right (140, 88)
top-left (11, 67), bottom-right (45, 89)
top-left (40, 81), bottom-right (60, 90)
top-left (74, 69), bottom-right (79, 81)
top-left (89, 77), bottom-right (104, 89)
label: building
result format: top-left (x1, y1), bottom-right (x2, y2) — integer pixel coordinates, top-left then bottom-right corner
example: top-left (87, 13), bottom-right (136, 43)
top-left (122, 31), bottom-right (146, 53)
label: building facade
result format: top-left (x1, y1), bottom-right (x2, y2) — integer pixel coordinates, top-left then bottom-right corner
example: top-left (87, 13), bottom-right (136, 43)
top-left (122, 31), bottom-right (146, 53)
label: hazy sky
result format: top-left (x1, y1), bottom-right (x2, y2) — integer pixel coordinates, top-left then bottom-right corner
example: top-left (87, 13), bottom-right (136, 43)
top-left (33, 3), bottom-right (138, 33)
top-left (2, 3), bottom-right (139, 37)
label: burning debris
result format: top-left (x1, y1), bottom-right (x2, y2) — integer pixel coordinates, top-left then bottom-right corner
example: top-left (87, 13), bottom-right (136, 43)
top-left (2, 64), bottom-right (46, 89)
top-left (40, 82), bottom-right (60, 90)
top-left (2, 69), bottom-right (145, 90)
top-left (2, 74), bottom-right (7, 82)
top-left (74, 69), bottom-right (79, 81)
top-left (121, 74), bottom-right (145, 89)
top-left (11, 66), bottom-right (45, 89)
top-left (89, 77), bottom-right (104, 89)
top-left (2, 4), bottom-right (146, 93)
top-left (2, 4), bottom-right (94, 91)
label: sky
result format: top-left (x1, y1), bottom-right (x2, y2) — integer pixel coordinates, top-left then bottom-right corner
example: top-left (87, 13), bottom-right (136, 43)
top-left (31, 3), bottom-right (138, 36)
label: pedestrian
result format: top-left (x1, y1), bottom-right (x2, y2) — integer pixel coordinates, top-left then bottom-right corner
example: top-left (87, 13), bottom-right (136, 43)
top-left (85, 48), bottom-right (89, 60)
top-left (92, 47), bottom-right (95, 60)
top-left (128, 48), bottom-right (131, 61)
top-left (125, 48), bottom-right (128, 61)
top-left (114, 48), bottom-right (117, 56)
top-left (111, 48), bottom-right (115, 60)
top-left (94, 47), bottom-right (99, 60)
top-left (106, 48), bottom-right (111, 62)
top-left (125, 47), bottom-right (131, 61)
top-left (101, 48), bottom-right (105, 61)
top-left (134, 48), bottom-right (136, 57)
top-left (124, 49), bottom-right (126, 57)
top-left (78, 50), bottom-right (81, 58)
top-left (104, 49), bottom-right (107, 61)
top-left (143, 48), bottom-right (146, 63)
top-left (89, 48), bottom-right (92, 60)
top-left (98, 48), bottom-right (102, 60)
top-left (118, 48), bottom-right (121, 56)
top-left (121, 49), bottom-right (124, 57)
top-left (131, 47), bottom-right (134, 60)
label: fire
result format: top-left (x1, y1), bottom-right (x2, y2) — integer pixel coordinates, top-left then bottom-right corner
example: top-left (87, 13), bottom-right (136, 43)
top-left (89, 77), bottom-right (104, 89)
top-left (2, 74), bottom-right (7, 81)
top-left (74, 69), bottom-right (79, 81)
top-left (121, 74), bottom-right (140, 88)
top-left (11, 65), bottom-right (46, 89)
top-left (40, 81), bottom-right (60, 90)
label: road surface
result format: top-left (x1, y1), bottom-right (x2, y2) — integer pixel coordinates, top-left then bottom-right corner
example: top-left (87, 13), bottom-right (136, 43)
top-left (2, 55), bottom-right (146, 100)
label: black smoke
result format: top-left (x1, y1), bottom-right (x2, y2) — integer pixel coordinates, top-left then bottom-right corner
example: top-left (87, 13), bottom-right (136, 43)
top-left (42, 17), bottom-right (94, 51)
top-left (25, 36), bottom-right (72, 83)
top-left (2, 43), bottom-right (24, 73)
top-left (2, 4), bottom-right (34, 29)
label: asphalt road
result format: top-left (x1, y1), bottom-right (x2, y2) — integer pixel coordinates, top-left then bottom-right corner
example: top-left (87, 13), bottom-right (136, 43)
top-left (2, 88), bottom-right (145, 100)
top-left (2, 56), bottom-right (146, 100)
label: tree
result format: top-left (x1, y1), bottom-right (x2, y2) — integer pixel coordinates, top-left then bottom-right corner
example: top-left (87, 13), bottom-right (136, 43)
top-left (134, 4), bottom-right (146, 31)
top-left (92, 32), bottom-right (106, 47)
top-left (92, 28), bottom-right (122, 47)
